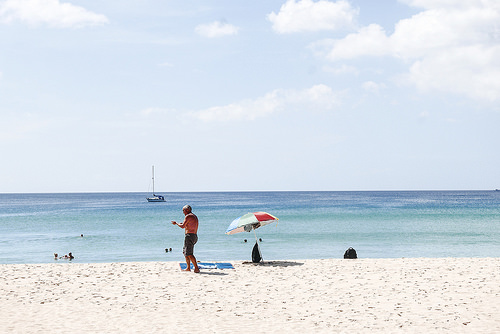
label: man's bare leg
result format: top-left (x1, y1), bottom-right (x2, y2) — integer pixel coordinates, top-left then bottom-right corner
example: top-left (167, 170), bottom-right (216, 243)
top-left (189, 255), bottom-right (200, 273)
top-left (183, 256), bottom-right (191, 271)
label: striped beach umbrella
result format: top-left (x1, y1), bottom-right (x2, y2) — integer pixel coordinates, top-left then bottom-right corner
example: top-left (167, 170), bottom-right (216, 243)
top-left (225, 212), bottom-right (279, 235)
top-left (225, 212), bottom-right (279, 263)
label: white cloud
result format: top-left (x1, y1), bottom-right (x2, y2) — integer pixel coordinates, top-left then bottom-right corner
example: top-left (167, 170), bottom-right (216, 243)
top-left (321, 24), bottom-right (391, 60)
top-left (313, 1), bottom-right (500, 101)
top-left (418, 111), bottom-right (429, 119)
top-left (158, 62), bottom-right (174, 68)
top-left (268, 0), bottom-right (358, 34)
top-left (362, 81), bottom-right (386, 93)
top-left (0, 0), bottom-right (109, 28)
top-left (195, 21), bottom-right (239, 38)
top-left (399, 0), bottom-right (493, 10)
top-left (192, 84), bottom-right (340, 122)
top-left (407, 45), bottom-right (500, 100)
top-left (322, 64), bottom-right (359, 75)
top-left (391, 4), bottom-right (499, 59)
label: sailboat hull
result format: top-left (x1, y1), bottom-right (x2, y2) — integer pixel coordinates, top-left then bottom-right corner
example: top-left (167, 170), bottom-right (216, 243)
top-left (147, 196), bottom-right (165, 202)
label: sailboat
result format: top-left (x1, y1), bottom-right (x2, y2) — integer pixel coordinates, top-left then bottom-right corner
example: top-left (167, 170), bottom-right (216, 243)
top-left (147, 165), bottom-right (165, 202)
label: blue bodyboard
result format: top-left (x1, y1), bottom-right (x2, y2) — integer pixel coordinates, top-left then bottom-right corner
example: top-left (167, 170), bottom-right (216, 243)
top-left (179, 262), bottom-right (234, 270)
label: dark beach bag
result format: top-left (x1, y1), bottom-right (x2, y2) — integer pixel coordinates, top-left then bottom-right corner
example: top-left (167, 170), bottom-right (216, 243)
top-left (344, 247), bottom-right (357, 259)
top-left (252, 242), bottom-right (262, 263)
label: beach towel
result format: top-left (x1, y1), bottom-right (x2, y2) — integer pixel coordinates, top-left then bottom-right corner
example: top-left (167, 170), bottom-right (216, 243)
top-left (179, 262), bottom-right (234, 270)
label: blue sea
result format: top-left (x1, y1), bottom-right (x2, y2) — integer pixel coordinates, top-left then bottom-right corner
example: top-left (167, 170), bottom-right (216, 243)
top-left (0, 191), bottom-right (499, 264)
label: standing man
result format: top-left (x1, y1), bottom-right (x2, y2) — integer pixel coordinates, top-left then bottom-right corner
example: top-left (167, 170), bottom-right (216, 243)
top-left (172, 205), bottom-right (200, 273)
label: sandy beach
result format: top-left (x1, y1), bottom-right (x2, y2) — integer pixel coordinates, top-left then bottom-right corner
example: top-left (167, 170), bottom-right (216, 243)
top-left (1, 258), bottom-right (498, 333)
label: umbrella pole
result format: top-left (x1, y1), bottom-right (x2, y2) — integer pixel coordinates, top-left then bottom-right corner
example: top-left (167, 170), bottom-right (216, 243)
top-left (253, 228), bottom-right (263, 262)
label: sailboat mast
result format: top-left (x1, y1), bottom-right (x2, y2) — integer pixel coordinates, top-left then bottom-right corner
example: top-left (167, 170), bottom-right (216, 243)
top-left (147, 165), bottom-right (165, 202)
top-left (152, 165), bottom-right (155, 194)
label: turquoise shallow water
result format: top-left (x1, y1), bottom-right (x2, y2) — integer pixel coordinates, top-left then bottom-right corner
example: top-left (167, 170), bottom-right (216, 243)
top-left (0, 191), bottom-right (499, 264)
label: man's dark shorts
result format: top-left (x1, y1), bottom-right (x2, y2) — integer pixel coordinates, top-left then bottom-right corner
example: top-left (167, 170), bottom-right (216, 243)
top-left (183, 233), bottom-right (198, 256)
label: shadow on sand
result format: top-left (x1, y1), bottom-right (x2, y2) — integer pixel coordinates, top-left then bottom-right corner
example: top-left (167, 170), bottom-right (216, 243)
top-left (197, 271), bottom-right (229, 276)
top-left (241, 260), bottom-right (304, 267)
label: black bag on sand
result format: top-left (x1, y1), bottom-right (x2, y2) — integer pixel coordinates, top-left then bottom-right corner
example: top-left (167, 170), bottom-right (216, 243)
top-left (252, 242), bottom-right (262, 263)
top-left (344, 247), bottom-right (357, 259)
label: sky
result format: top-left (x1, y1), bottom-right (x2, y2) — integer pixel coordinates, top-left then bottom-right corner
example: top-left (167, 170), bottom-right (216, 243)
top-left (0, 0), bottom-right (499, 193)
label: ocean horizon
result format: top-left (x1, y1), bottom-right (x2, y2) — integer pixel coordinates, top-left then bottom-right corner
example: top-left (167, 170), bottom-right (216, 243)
top-left (1, 190), bottom-right (499, 264)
